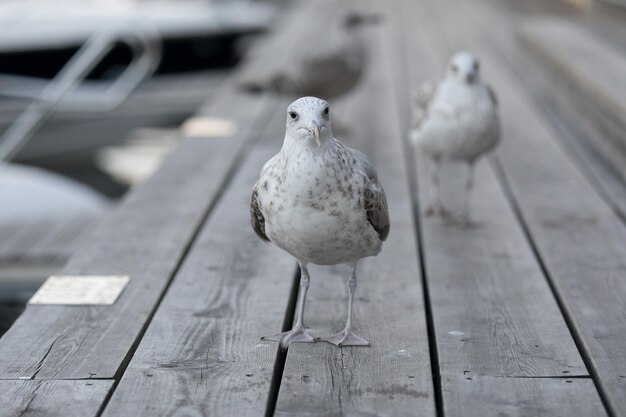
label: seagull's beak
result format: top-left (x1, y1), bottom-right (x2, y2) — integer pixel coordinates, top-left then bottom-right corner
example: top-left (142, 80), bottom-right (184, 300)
top-left (466, 71), bottom-right (477, 83)
top-left (308, 120), bottom-right (321, 147)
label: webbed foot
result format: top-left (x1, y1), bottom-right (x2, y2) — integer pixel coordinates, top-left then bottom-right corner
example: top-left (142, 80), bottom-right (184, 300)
top-left (424, 203), bottom-right (449, 218)
top-left (262, 326), bottom-right (315, 349)
top-left (317, 330), bottom-right (369, 347)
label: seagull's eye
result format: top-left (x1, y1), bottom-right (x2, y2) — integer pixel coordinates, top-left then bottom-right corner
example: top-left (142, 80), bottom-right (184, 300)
top-left (288, 111), bottom-right (298, 121)
top-left (323, 106), bottom-right (330, 118)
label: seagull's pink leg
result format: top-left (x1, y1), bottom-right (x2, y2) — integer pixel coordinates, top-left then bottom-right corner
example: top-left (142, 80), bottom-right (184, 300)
top-left (262, 262), bottom-right (315, 349)
top-left (424, 158), bottom-right (448, 217)
top-left (317, 263), bottom-right (369, 347)
top-left (460, 161), bottom-right (475, 223)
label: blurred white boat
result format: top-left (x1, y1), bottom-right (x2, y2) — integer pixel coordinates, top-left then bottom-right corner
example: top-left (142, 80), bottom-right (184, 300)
top-left (0, 0), bottom-right (276, 52)
top-left (0, 0), bottom-right (277, 253)
top-left (0, 0), bottom-right (277, 162)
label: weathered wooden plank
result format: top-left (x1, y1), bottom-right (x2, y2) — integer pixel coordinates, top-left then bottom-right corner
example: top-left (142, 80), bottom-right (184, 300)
top-left (532, 90), bottom-right (626, 222)
top-left (0, 82), bottom-right (271, 382)
top-left (101, 121), bottom-right (297, 417)
top-left (518, 18), bottom-right (626, 134)
top-left (0, 380), bottom-right (113, 417)
top-left (488, 54), bottom-right (626, 417)
top-left (514, 21), bottom-right (626, 220)
top-left (422, 0), bottom-right (626, 414)
top-left (274, 2), bottom-right (436, 416)
top-left (416, 153), bottom-right (589, 379)
top-left (397, 0), bottom-right (608, 415)
top-left (442, 376), bottom-right (607, 417)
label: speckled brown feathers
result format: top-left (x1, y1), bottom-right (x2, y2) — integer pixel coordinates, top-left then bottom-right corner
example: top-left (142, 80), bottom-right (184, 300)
top-left (250, 186), bottom-right (269, 242)
top-left (364, 184), bottom-right (389, 241)
top-left (350, 147), bottom-right (390, 241)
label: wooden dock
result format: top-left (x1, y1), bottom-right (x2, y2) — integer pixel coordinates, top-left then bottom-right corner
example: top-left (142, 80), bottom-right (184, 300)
top-left (1, 0), bottom-right (625, 416)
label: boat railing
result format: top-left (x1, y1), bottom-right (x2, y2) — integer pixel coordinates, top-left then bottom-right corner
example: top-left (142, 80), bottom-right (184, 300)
top-left (0, 23), bottom-right (162, 162)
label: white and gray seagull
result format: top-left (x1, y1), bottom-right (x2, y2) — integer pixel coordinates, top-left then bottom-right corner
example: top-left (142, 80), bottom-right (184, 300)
top-left (409, 51), bottom-right (500, 221)
top-left (251, 96), bottom-right (389, 348)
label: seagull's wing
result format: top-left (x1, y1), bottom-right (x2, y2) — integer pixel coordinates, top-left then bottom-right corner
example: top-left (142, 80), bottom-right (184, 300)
top-left (487, 84), bottom-right (498, 107)
top-left (251, 156), bottom-right (281, 243)
top-left (350, 147), bottom-right (390, 241)
top-left (250, 183), bottom-right (269, 242)
top-left (413, 80), bottom-right (438, 129)
top-left (251, 155), bottom-right (281, 242)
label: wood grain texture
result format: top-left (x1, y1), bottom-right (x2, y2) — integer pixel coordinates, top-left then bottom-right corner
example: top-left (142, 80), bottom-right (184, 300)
top-left (101, 143), bottom-right (296, 417)
top-left (442, 375), bottom-right (607, 417)
top-left (422, 0), bottom-right (625, 414)
top-left (491, 60), bottom-right (626, 417)
top-left (416, 154), bottom-right (588, 378)
top-left (274, 2), bottom-right (435, 416)
top-left (0, 73), bottom-right (274, 382)
top-left (0, 380), bottom-right (112, 417)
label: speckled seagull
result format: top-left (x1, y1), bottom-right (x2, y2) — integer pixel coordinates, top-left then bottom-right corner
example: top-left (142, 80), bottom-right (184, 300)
top-left (409, 51), bottom-right (500, 221)
top-left (251, 96), bottom-right (389, 348)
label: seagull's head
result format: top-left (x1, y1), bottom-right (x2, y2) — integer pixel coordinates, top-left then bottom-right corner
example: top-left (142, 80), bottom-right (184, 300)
top-left (285, 96), bottom-right (332, 148)
top-left (448, 51), bottom-right (480, 84)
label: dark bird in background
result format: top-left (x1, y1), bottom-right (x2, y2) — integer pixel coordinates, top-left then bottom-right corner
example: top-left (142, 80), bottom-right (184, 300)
top-left (241, 12), bottom-right (381, 101)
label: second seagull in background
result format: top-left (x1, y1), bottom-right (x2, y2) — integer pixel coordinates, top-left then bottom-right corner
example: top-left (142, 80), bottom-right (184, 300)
top-left (409, 51), bottom-right (500, 222)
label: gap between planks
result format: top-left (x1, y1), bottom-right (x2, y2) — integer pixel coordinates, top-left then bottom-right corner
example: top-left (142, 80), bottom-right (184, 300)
top-left (398, 1), bottom-right (610, 416)
top-left (421, 0), bottom-right (623, 416)
top-left (440, 0), bottom-right (626, 415)
top-left (93, 105), bottom-right (265, 415)
top-left (273, 1), bottom-right (435, 416)
top-left (383, 0), bottom-right (446, 415)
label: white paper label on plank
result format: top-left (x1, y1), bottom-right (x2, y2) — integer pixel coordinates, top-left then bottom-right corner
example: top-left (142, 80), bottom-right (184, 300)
top-left (28, 275), bottom-right (130, 305)
top-left (181, 116), bottom-right (239, 138)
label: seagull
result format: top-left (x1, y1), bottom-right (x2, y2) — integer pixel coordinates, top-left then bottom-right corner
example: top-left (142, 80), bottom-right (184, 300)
top-left (251, 96), bottom-right (389, 348)
top-left (241, 13), bottom-right (378, 100)
top-left (409, 51), bottom-right (500, 221)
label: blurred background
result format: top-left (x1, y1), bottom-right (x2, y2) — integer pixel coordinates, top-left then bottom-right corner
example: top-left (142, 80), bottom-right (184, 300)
top-left (0, 0), bottom-right (286, 335)
top-left (0, 0), bottom-right (624, 335)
